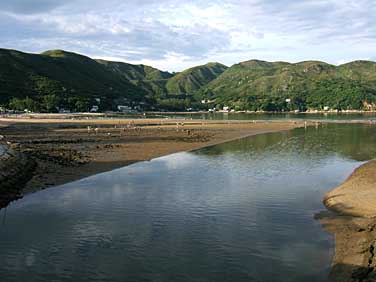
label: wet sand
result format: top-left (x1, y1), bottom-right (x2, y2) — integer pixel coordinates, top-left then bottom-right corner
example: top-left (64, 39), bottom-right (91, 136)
top-left (321, 160), bottom-right (376, 282)
top-left (325, 160), bottom-right (376, 218)
top-left (0, 118), bottom-right (301, 202)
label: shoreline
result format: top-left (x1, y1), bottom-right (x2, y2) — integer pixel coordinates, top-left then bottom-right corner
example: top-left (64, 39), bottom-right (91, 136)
top-left (1, 110), bottom-right (376, 118)
top-left (321, 159), bottom-right (376, 282)
top-left (0, 118), bottom-right (302, 208)
top-left (1, 117), bottom-right (375, 281)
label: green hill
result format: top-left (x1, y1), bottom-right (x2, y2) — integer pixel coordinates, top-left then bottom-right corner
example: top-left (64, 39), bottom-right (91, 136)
top-left (96, 59), bottom-right (173, 97)
top-left (0, 49), bottom-right (228, 112)
top-left (0, 49), bottom-right (145, 111)
top-left (199, 60), bottom-right (376, 111)
top-left (165, 62), bottom-right (228, 96)
top-left (96, 61), bottom-right (228, 99)
top-left (96, 59), bottom-right (173, 81)
top-left (0, 48), bottom-right (375, 112)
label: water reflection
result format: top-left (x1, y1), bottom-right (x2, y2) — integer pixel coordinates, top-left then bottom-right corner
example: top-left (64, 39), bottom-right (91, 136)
top-left (0, 124), bottom-right (374, 282)
top-left (156, 112), bottom-right (376, 121)
top-left (198, 123), bottom-right (376, 161)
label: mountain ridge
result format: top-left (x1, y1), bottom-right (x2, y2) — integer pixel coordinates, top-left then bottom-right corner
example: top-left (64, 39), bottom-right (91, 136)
top-left (0, 48), bottom-right (375, 112)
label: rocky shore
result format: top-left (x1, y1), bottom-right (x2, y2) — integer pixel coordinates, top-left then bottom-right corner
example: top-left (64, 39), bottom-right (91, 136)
top-left (0, 144), bottom-right (35, 208)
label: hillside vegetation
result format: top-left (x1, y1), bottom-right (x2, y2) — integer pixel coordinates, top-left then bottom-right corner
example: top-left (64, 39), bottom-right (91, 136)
top-left (96, 59), bottom-right (173, 97)
top-left (0, 48), bottom-right (375, 112)
top-left (0, 49), bottom-right (143, 111)
top-left (199, 60), bottom-right (376, 111)
top-left (165, 63), bottom-right (228, 95)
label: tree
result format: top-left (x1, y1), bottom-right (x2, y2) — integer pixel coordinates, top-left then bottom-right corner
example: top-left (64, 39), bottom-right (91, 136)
top-left (74, 99), bottom-right (90, 112)
top-left (8, 98), bottom-right (26, 111)
top-left (42, 94), bottom-right (60, 112)
top-left (23, 97), bottom-right (40, 112)
top-left (8, 97), bottom-right (40, 112)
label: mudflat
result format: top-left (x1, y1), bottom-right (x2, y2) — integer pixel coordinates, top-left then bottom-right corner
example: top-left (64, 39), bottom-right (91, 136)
top-left (1, 116), bottom-right (376, 282)
top-left (0, 117), bottom-right (301, 198)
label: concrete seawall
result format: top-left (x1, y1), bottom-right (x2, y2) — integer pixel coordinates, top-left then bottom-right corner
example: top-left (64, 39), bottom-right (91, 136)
top-left (0, 144), bottom-right (35, 208)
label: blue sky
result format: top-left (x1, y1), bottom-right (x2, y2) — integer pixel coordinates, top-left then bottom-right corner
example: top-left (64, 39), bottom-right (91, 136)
top-left (0, 0), bottom-right (375, 71)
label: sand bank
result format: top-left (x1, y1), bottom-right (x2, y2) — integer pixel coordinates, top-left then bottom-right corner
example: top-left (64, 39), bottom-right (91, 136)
top-left (325, 160), bottom-right (376, 218)
top-left (321, 160), bottom-right (376, 282)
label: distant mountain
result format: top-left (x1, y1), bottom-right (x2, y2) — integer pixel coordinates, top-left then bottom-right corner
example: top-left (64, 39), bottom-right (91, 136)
top-left (96, 59), bottom-right (174, 97)
top-left (199, 60), bottom-right (376, 111)
top-left (0, 48), bottom-right (375, 112)
top-left (96, 59), bottom-right (173, 81)
top-left (0, 49), bottom-right (141, 105)
top-left (97, 60), bottom-right (228, 98)
top-left (165, 62), bottom-right (228, 96)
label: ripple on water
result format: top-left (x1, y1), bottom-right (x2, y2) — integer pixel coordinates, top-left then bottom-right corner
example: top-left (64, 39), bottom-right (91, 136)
top-left (0, 124), bottom-right (375, 282)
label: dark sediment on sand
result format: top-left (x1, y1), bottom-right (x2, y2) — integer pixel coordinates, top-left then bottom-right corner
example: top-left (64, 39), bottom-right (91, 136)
top-left (0, 119), bottom-right (301, 209)
top-left (0, 144), bottom-right (36, 208)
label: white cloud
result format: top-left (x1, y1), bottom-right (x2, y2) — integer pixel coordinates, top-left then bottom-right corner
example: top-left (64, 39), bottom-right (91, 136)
top-left (1, 0), bottom-right (376, 71)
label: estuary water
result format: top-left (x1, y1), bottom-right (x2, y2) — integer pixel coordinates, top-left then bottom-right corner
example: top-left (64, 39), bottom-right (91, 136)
top-left (124, 112), bottom-right (376, 121)
top-left (0, 124), bottom-right (375, 282)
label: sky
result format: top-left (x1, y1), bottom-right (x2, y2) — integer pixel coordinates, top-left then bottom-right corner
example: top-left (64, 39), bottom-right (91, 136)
top-left (0, 0), bottom-right (375, 71)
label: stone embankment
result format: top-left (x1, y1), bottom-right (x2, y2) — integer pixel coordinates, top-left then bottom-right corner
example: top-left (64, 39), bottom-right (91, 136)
top-left (0, 144), bottom-right (35, 208)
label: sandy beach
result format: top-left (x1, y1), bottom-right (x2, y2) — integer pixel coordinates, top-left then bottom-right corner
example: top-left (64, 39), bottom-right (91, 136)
top-left (321, 160), bottom-right (376, 282)
top-left (0, 117), bottom-right (302, 207)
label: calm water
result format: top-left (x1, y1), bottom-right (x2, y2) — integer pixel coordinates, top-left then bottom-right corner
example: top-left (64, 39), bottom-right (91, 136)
top-left (115, 112), bottom-right (376, 121)
top-left (0, 124), bottom-right (375, 282)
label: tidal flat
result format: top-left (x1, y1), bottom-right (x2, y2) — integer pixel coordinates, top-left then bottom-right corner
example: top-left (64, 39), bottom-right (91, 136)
top-left (0, 119), bottom-right (375, 282)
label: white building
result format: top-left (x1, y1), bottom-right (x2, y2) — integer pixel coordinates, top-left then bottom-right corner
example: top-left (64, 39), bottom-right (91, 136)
top-left (90, 105), bottom-right (99, 112)
top-left (117, 105), bottom-right (132, 112)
